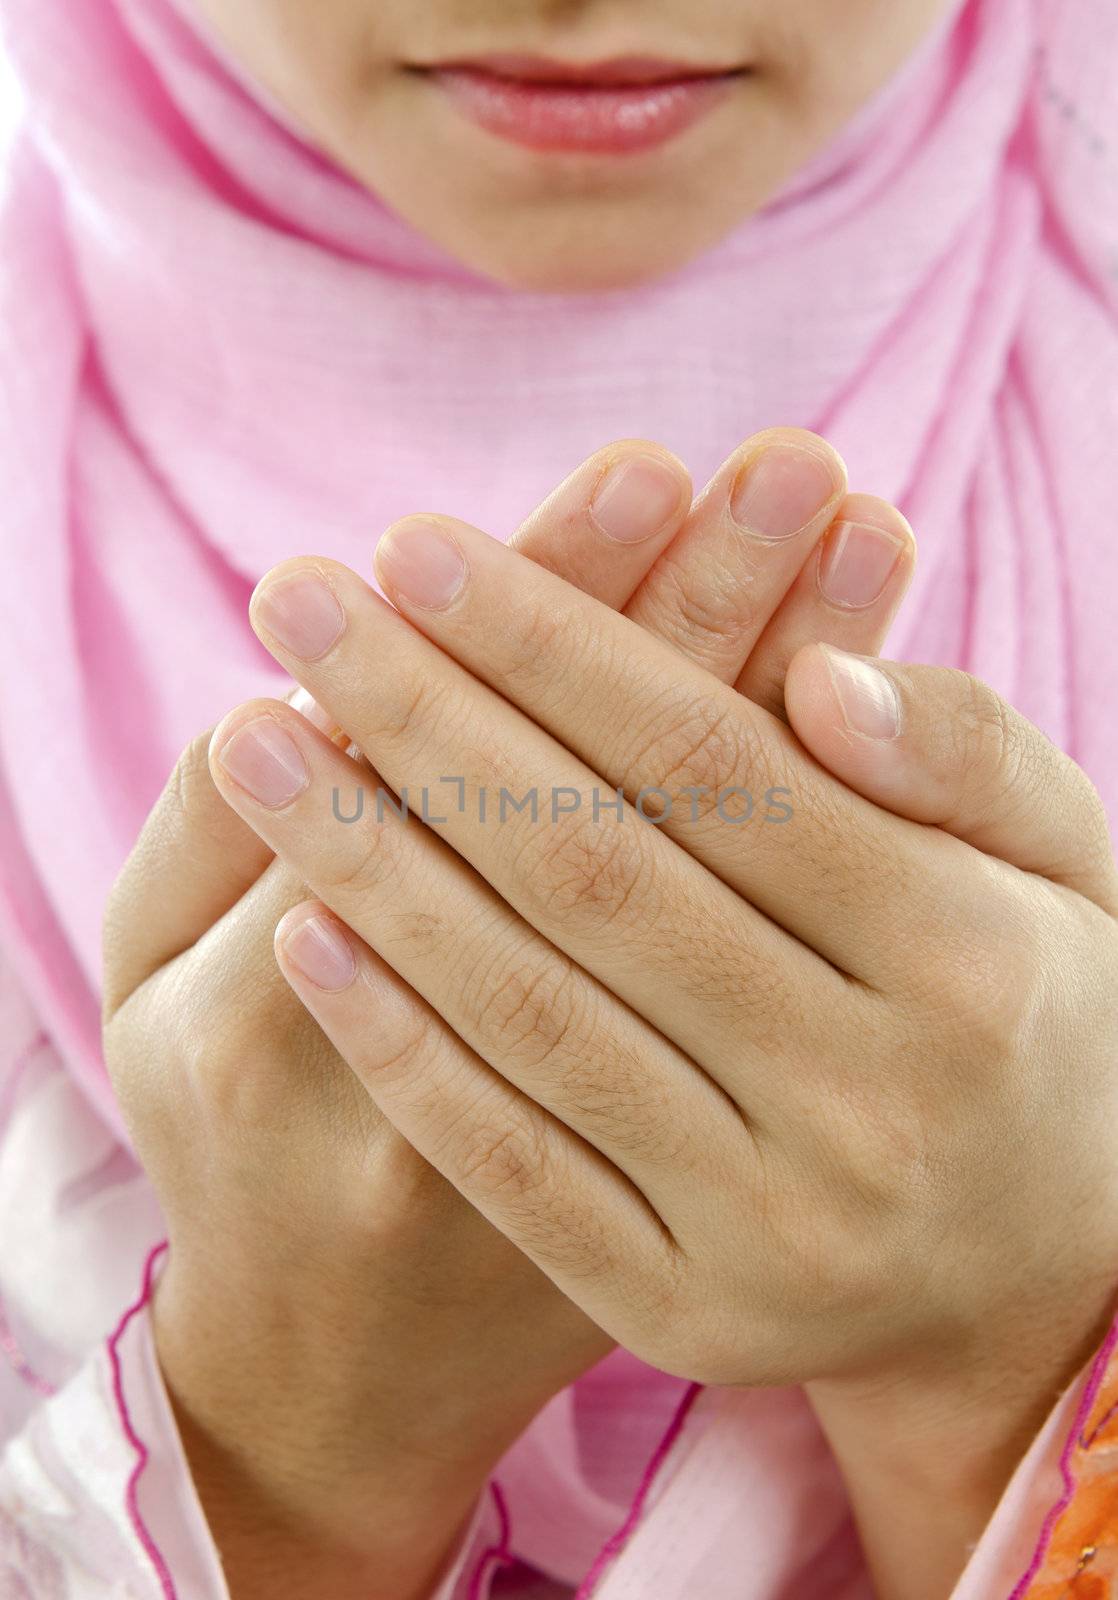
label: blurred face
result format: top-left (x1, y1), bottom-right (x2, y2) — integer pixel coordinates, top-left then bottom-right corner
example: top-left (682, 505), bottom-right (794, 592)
top-left (193, 0), bottom-right (950, 292)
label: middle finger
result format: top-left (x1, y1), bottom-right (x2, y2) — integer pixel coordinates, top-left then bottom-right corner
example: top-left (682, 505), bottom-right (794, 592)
top-left (345, 531), bottom-right (967, 982)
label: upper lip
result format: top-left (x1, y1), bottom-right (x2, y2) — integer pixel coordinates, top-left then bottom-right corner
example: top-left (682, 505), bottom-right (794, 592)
top-left (424, 53), bottom-right (743, 86)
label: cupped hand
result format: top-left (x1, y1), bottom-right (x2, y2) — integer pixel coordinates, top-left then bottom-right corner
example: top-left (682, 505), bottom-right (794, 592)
top-left (210, 499), bottom-right (1118, 1427)
top-left (105, 429), bottom-right (913, 1600)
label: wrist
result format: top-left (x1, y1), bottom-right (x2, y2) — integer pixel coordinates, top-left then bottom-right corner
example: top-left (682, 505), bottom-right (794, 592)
top-left (165, 1383), bottom-right (484, 1600)
top-left (152, 1257), bottom-right (511, 1600)
top-left (804, 1284), bottom-right (1118, 1600)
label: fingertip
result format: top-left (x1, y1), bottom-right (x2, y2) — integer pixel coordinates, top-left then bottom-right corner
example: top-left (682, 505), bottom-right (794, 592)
top-left (815, 497), bottom-right (916, 614)
top-left (783, 641), bottom-right (841, 740)
top-left (832, 494), bottom-right (917, 557)
top-left (787, 645), bottom-right (907, 779)
top-left (207, 699), bottom-right (291, 780)
top-left (206, 711), bottom-right (245, 789)
top-left (275, 903), bottom-right (359, 994)
top-left (273, 897), bottom-right (324, 954)
top-left (746, 427), bottom-right (848, 493)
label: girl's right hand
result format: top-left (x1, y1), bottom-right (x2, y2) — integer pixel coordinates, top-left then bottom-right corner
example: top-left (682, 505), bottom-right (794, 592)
top-left (101, 429), bottom-right (914, 1600)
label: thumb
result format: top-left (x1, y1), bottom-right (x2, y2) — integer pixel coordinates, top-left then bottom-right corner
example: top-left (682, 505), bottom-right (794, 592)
top-left (784, 643), bottom-right (1118, 916)
top-left (103, 689), bottom-right (351, 1016)
top-left (102, 726), bottom-right (275, 1017)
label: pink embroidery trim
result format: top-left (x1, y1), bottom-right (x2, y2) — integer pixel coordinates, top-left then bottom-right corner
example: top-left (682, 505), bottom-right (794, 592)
top-left (574, 1381), bottom-right (703, 1600)
top-left (106, 1239), bottom-right (178, 1600)
top-left (1081, 1393), bottom-right (1118, 1451)
top-left (466, 1480), bottom-right (512, 1600)
top-left (1006, 1312), bottom-right (1118, 1600)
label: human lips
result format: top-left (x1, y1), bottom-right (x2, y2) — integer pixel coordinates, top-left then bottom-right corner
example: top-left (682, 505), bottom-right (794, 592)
top-left (432, 52), bottom-right (742, 85)
top-left (419, 53), bottom-right (747, 155)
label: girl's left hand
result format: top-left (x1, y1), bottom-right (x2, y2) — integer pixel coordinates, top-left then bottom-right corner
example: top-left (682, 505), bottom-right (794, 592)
top-left (210, 511), bottom-right (1118, 1587)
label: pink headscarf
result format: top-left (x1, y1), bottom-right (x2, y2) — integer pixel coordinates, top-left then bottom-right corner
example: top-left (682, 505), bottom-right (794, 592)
top-left (0, 0), bottom-right (1115, 1156)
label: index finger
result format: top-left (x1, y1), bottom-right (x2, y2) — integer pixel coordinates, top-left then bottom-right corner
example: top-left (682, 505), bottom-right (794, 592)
top-left (507, 439), bottom-right (692, 607)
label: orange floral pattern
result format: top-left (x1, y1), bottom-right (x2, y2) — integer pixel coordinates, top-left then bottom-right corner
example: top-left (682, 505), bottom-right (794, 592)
top-left (1018, 1324), bottom-right (1118, 1600)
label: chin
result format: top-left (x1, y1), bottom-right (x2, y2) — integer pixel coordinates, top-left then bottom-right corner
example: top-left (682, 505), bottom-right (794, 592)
top-left (471, 251), bottom-right (687, 295)
top-left (430, 211), bottom-right (732, 295)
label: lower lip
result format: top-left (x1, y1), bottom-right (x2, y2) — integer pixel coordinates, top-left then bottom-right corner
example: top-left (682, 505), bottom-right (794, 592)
top-left (428, 67), bottom-right (741, 155)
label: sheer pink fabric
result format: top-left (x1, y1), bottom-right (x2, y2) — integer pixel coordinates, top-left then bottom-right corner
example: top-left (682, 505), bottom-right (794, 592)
top-left (0, 0), bottom-right (1116, 1592)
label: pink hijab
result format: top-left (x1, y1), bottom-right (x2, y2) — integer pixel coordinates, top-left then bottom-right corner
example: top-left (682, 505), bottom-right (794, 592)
top-left (0, 0), bottom-right (1114, 1149)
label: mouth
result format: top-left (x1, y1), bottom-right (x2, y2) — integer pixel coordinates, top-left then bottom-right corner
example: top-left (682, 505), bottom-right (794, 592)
top-left (411, 53), bottom-right (750, 156)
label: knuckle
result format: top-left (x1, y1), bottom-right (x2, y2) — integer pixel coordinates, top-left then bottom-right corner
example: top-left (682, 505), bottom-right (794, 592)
top-left (463, 945), bottom-right (688, 1165)
top-left (369, 1014), bottom-right (441, 1083)
top-left (557, 1050), bottom-right (680, 1164)
top-left (515, 1182), bottom-right (614, 1285)
top-left (955, 936), bottom-right (1043, 1064)
top-left (452, 1115), bottom-right (553, 1205)
top-left (100, 999), bottom-right (145, 1111)
top-left (374, 674), bottom-right (458, 762)
top-left (648, 561), bottom-right (758, 665)
top-left (625, 691), bottom-right (758, 816)
top-left (434, 1103), bottom-right (612, 1287)
top-left (103, 733), bottom-right (215, 977)
top-left (101, 910), bottom-right (130, 1020)
top-left (1075, 765), bottom-right (1113, 840)
top-left (947, 674), bottom-right (1024, 820)
top-left (907, 906), bottom-right (1042, 1078)
top-left (667, 920), bottom-right (805, 1048)
top-left (1071, 767), bottom-right (1115, 860)
top-left (172, 986), bottom-right (245, 1117)
top-left (469, 950), bottom-right (584, 1066)
top-left (548, 1011), bottom-right (689, 1164)
top-left (519, 813), bottom-right (652, 932)
top-left (1043, 755), bottom-right (1118, 897)
top-left (313, 808), bottom-right (405, 899)
top-left (499, 595), bottom-right (584, 699)
top-left (167, 730), bottom-right (221, 826)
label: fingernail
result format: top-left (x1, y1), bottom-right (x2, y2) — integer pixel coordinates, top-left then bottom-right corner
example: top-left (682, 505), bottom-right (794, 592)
top-left (216, 717), bottom-right (310, 806)
top-left (822, 647), bottom-right (903, 741)
top-left (589, 455), bottom-right (683, 544)
top-left (282, 914), bottom-right (357, 993)
top-left (730, 445), bottom-right (839, 540)
top-left (375, 520), bottom-right (467, 610)
top-left (253, 570), bottom-right (346, 660)
top-left (818, 521), bottom-right (905, 610)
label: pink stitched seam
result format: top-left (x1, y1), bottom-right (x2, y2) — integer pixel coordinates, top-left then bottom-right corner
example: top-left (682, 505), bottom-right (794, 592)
top-left (574, 1381), bottom-right (703, 1600)
top-left (1081, 1394), bottom-right (1118, 1451)
top-left (466, 1480), bottom-right (512, 1600)
top-left (1006, 1313), bottom-right (1118, 1600)
top-left (106, 1239), bottom-right (178, 1600)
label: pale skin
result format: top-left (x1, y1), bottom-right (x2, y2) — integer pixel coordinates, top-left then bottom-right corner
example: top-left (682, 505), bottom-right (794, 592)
top-left (215, 504), bottom-right (1118, 1600)
top-left (189, 0), bottom-right (953, 292)
top-left (106, 432), bottom-right (929, 1599)
top-left (99, 2), bottom-right (1118, 1597)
